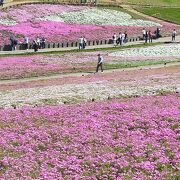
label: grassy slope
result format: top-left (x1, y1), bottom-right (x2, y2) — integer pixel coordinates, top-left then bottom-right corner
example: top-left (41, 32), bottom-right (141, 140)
top-left (135, 7), bottom-right (180, 24)
top-left (120, 0), bottom-right (180, 6)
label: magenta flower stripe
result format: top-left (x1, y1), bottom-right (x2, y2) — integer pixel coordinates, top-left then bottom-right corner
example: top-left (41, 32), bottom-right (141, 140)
top-left (0, 93), bottom-right (179, 179)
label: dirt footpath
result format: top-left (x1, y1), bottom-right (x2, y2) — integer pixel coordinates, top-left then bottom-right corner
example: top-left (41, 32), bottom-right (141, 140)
top-left (0, 63), bottom-right (179, 91)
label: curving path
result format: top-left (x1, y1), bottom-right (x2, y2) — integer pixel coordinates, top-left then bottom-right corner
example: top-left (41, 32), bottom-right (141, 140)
top-left (0, 35), bottom-right (180, 55)
top-left (0, 61), bottom-right (179, 86)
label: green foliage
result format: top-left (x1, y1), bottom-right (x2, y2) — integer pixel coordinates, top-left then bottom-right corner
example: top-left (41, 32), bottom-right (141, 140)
top-left (136, 7), bottom-right (180, 24)
top-left (123, 0), bottom-right (180, 6)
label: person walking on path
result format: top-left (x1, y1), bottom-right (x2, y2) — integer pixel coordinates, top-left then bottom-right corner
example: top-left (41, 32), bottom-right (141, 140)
top-left (10, 35), bottom-right (17, 51)
top-left (124, 31), bottom-right (128, 43)
top-left (36, 37), bottom-right (41, 49)
top-left (172, 29), bottom-right (176, 41)
top-left (148, 30), bottom-right (152, 43)
top-left (121, 32), bottom-right (125, 45)
top-left (33, 40), bottom-right (38, 52)
top-left (41, 37), bottom-right (46, 49)
top-left (96, 54), bottom-right (104, 73)
top-left (112, 33), bottom-right (117, 47)
top-left (78, 36), bottom-right (83, 50)
top-left (24, 36), bottom-right (29, 50)
top-left (145, 31), bottom-right (148, 43)
top-left (118, 32), bottom-right (122, 45)
top-left (83, 37), bottom-right (87, 49)
top-left (142, 28), bottom-right (146, 40)
top-left (156, 27), bottom-right (161, 39)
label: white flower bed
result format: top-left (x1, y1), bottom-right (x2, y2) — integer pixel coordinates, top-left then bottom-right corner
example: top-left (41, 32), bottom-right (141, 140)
top-left (0, 73), bottom-right (179, 108)
top-left (40, 8), bottom-right (161, 27)
top-left (0, 19), bottom-right (17, 26)
top-left (109, 44), bottom-right (180, 60)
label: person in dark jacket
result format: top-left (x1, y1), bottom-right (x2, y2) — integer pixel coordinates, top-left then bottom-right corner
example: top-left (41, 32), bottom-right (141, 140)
top-left (145, 31), bottom-right (148, 43)
top-left (10, 35), bottom-right (17, 51)
top-left (33, 40), bottom-right (38, 52)
top-left (96, 54), bottom-right (104, 73)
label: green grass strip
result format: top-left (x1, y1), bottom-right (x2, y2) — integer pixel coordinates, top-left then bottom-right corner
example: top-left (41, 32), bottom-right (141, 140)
top-left (136, 7), bottom-right (180, 24)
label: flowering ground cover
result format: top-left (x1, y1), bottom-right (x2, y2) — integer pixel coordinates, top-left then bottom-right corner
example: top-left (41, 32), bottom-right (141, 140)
top-left (0, 44), bottom-right (179, 80)
top-left (0, 64), bottom-right (179, 108)
top-left (0, 4), bottom-right (177, 45)
top-left (109, 43), bottom-right (180, 60)
top-left (0, 93), bottom-right (179, 179)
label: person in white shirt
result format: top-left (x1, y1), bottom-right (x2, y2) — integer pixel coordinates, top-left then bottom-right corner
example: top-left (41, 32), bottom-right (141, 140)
top-left (78, 37), bottom-right (83, 49)
top-left (96, 54), bottom-right (103, 73)
top-left (113, 33), bottom-right (117, 46)
top-left (172, 29), bottom-right (176, 41)
top-left (36, 37), bottom-right (41, 48)
top-left (121, 33), bottom-right (125, 44)
top-left (83, 37), bottom-right (87, 49)
top-left (142, 28), bottom-right (146, 40)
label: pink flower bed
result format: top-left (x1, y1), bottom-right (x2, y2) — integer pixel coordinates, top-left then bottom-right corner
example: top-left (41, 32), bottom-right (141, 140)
top-left (0, 49), bottom-right (178, 80)
top-left (0, 54), bottom-right (94, 79)
top-left (0, 93), bottom-right (179, 179)
top-left (0, 4), bottom-right (178, 45)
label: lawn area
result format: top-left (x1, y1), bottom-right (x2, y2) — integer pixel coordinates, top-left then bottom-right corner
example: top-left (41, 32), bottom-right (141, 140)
top-left (135, 7), bottom-right (180, 24)
top-left (117, 0), bottom-right (180, 6)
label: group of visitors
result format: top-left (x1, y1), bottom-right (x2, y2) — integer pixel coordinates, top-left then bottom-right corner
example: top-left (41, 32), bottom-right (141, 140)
top-left (9, 36), bottom-right (46, 51)
top-left (32, 37), bottom-right (46, 52)
top-left (142, 29), bottom-right (153, 43)
top-left (142, 27), bottom-right (161, 43)
top-left (81, 0), bottom-right (96, 6)
top-left (8, 27), bottom-right (178, 53)
top-left (112, 32), bottom-right (128, 46)
top-left (78, 36), bottom-right (87, 50)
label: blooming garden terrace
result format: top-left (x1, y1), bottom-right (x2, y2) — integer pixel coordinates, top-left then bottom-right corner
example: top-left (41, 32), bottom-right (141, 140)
top-left (0, 1), bottom-right (180, 179)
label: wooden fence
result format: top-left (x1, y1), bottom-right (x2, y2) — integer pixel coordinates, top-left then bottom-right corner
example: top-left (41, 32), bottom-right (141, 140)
top-left (0, 37), bottom-right (141, 51)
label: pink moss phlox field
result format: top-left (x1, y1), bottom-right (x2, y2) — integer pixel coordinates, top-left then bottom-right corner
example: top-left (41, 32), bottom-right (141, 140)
top-left (0, 54), bottom-right (93, 79)
top-left (0, 93), bottom-right (179, 179)
top-left (0, 4), bottom-right (178, 45)
top-left (0, 50), bottom-right (177, 80)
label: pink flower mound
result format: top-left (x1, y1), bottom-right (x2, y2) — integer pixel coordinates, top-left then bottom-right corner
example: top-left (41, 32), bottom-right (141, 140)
top-left (0, 4), bottom-right (178, 45)
top-left (0, 55), bottom-right (63, 79)
top-left (4, 21), bottom-right (102, 42)
top-left (0, 54), bottom-right (96, 79)
top-left (0, 93), bottom-right (179, 179)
